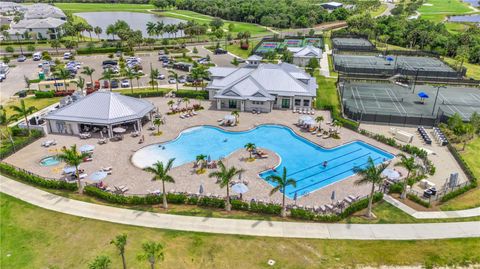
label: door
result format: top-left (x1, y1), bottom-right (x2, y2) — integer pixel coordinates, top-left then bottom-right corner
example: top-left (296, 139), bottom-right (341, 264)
top-left (228, 100), bottom-right (237, 109)
top-left (281, 98), bottom-right (290, 109)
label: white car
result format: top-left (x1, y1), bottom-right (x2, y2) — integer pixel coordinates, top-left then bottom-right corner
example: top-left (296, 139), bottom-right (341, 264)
top-left (157, 74), bottom-right (165, 80)
top-left (63, 52), bottom-right (72, 59)
top-left (168, 77), bottom-right (177, 84)
top-left (121, 80), bottom-right (130, 88)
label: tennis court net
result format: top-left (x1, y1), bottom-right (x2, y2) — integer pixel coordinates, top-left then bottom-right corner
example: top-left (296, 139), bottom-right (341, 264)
top-left (442, 100), bottom-right (480, 107)
top-left (352, 96), bottom-right (404, 103)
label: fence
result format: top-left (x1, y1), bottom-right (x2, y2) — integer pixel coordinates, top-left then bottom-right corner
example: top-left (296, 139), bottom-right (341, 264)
top-left (339, 73), bottom-right (478, 85)
top-left (407, 180), bottom-right (472, 203)
top-left (0, 130), bottom-right (44, 160)
top-left (343, 105), bottom-right (438, 127)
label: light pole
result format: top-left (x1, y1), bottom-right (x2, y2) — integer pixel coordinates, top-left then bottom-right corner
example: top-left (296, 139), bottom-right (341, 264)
top-left (411, 67), bottom-right (424, 94)
top-left (432, 85), bottom-right (446, 116)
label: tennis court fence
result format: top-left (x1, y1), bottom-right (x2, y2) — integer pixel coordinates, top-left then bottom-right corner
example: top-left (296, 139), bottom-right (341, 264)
top-left (343, 105), bottom-right (438, 126)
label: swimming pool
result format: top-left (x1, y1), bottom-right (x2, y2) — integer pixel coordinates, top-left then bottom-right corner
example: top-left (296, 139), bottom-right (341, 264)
top-left (39, 156), bottom-right (60, 166)
top-left (132, 125), bottom-right (394, 198)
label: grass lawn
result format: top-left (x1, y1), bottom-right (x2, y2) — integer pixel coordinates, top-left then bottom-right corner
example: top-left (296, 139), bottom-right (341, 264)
top-left (2, 193), bottom-right (480, 269)
top-left (442, 57), bottom-right (480, 80)
top-left (369, 3), bottom-right (388, 17)
top-left (327, 55), bottom-right (338, 78)
top-left (3, 97), bottom-right (61, 118)
top-left (54, 3), bottom-right (154, 13)
top-left (418, 0), bottom-right (473, 23)
top-left (315, 75), bottom-right (339, 110)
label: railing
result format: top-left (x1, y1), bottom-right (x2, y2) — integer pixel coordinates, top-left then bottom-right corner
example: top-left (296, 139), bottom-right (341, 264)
top-left (407, 180), bottom-right (472, 203)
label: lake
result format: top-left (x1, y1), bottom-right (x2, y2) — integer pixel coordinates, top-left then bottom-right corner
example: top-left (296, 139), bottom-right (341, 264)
top-left (75, 12), bottom-right (185, 39)
top-left (462, 0), bottom-right (479, 7)
top-left (448, 14), bottom-right (480, 23)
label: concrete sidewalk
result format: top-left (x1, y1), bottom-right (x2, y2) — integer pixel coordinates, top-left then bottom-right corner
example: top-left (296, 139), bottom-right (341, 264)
top-left (1, 175), bottom-right (479, 240)
top-left (384, 195), bottom-right (480, 219)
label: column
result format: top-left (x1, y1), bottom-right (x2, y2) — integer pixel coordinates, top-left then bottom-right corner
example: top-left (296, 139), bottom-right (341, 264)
top-left (108, 125), bottom-right (113, 138)
top-left (216, 99), bottom-right (221, 110)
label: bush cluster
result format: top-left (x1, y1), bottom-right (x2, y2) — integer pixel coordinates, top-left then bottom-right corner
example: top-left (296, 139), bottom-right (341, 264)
top-left (35, 91), bottom-right (55, 98)
top-left (407, 193), bottom-right (430, 208)
top-left (174, 90), bottom-right (209, 99)
top-left (0, 129), bottom-right (44, 159)
top-left (77, 47), bottom-right (122, 55)
top-left (440, 182), bottom-right (478, 203)
top-left (0, 162), bottom-right (77, 191)
top-left (388, 182), bottom-right (404, 194)
top-left (123, 90), bottom-right (166, 98)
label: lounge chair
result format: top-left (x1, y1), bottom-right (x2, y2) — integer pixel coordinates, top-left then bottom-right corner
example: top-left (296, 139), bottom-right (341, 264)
top-left (192, 111), bottom-right (198, 115)
top-left (180, 114), bottom-right (185, 119)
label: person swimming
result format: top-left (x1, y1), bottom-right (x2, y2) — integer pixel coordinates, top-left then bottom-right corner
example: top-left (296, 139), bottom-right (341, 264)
top-left (322, 161), bottom-right (328, 167)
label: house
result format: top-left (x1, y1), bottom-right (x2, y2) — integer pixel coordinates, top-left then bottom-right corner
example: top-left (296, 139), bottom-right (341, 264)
top-left (320, 1), bottom-right (344, 10)
top-left (0, 2), bottom-right (26, 14)
top-left (206, 56), bottom-right (317, 113)
top-left (8, 17), bottom-right (65, 40)
top-left (44, 91), bottom-right (155, 137)
top-left (24, 4), bottom-right (66, 20)
top-left (287, 45), bottom-right (322, 67)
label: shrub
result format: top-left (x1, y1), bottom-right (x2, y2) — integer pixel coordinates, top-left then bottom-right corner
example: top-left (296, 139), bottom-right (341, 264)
top-left (27, 44), bottom-right (35, 51)
top-left (340, 193), bottom-right (383, 218)
top-left (440, 182), bottom-right (478, 203)
top-left (186, 196), bottom-right (199, 205)
top-left (84, 186), bottom-right (130, 204)
top-left (5, 46), bottom-right (14, 53)
top-left (166, 193), bottom-right (187, 204)
top-left (290, 208), bottom-right (317, 220)
top-left (35, 91), bottom-right (54, 98)
top-left (388, 182), bottom-right (404, 194)
top-left (197, 196), bottom-right (225, 208)
top-left (231, 199), bottom-right (249, 211)
top-left (407, 193), bottom-right (430, 208)
top-left (123, 90), bottom-right (165, 98)
top-left (174, 90), bottom-right (209, 99)
top-left (249, 202), bottom-right (282, 215)
top-left (77, 47), bottom-right (122, 55)
top-left (0, 162), bottom-right (77, 191)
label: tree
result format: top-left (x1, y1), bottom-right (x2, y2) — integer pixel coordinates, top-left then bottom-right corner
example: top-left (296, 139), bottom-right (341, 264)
top-left (167, 100), bottom-right (175, 110)
top-left (82, 66), bottom-right (96, 85)
top-left (94, 26), bottom-right (102, 40)
top-left (146, 21), bottom-right (157, 38)
top-left (150, 68), bottom-right (160, 91)
top-left (315, 116), bottom-right (324, 130)
top-left (54, 68), bottom-right (71, 92)
top-left (73, 76), bottom-right (85, 91)
top-left (2, 56), bottom-right (10, 65)
top-left (210, 18), bottom-right (224, 31)
top-left (267, 167), bottom-right (297, 217)
top-left (308, 29), bottom-right (315, 36)
top-left (244, 142), bottom-right (256, 159)
top-left (137, 241), bottom-right (164, 269)
top-left (394, 153), bottom-right (421, 199)
top-left (168, 70), bottom-right (179, 91)
top-left (353, 157), bottom-right (388, 218)
top-left (110, 234), bottom-right (128, 269)
top-left (88, 255), bottom-right (111, 269)
top-left (144, 159), bottom-right (175, 209)
top-left (306, 58), bottom-right (319, 75)
top-left (231, 57), bottom-right (239, 66)
top-left (122, 68), bottom-right (136, 94)
top-left (24, 75), bottom-right (31, 90)
top-left (281, 50), bottom-right (293, 63)
top-left (208, 161), bottom-right (244, 211)
top-left (0, 105), bottom-right (17, 151)
top-left (57, 145), bottom-right (89, 193)
top-left (49, 39), bottom-right (61, 54)
top-left (85, 23), bottom-right (94, 41)
top-left (231, 110), bottom-right (239, 124)
top-left (101, 69), bottom-right (115, 91)
top-left (458, 123), bottom-right (475, 151)
top-left (470, 112), bottom-right (480, 134)
top-left (9, 99), bottom-right (37, 135)
top-left (182, 97), bottom-right (190, 109)
top-left (195, 154), bottom-right (207, 171)
top-left (153, 118), bottom-right (164, 134)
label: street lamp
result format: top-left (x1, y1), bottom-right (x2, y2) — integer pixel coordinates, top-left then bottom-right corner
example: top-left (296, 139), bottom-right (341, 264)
top-left (411, 67), bottom-right (424, 94)
top-left (432, 85), bottom-right (446, 116)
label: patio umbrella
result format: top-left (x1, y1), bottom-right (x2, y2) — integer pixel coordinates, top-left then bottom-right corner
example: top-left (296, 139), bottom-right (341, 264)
top-left (298, 115), bottom-right (312, 124)
top-left (63, 166), bottom-right (76, 174)
top-left (207, 155), bottom-right (211, 163)
top-left (79, 144), bottom-right (95, 152)
top-left (303, 118), bottom-right (316, 126)
top-left (330, 190), bottom-right (336, 202)
top-left (386, 56), bottom-right (394, 62)
top-left (88, 171), bottom-right (108, 182)
top-left (238, 172), bottom-right (242, 181)
top-left (113, 127), bottom-right (126, 133)
top-left (199, 184), bottom-right (204, 194)
top-left (418, 92), bottom-right (429, 102)
top-left (293, 191), bottom-right (298, 202)
top-left (382, 168), bottom-right (401, 181)
top-left (231, 182), bottom-right (249, 194)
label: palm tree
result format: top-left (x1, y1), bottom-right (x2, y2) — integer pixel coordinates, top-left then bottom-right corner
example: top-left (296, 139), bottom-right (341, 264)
top-left (395, 153), bottom-right (421, 199)
top-left (146, 21), bottom-right (157, 38)
top-left (315, 115), bottom-right (324, 130)
top-left (267, 167), bottom-right (297, 217)
top-left (82, 67), bottom-right (95, 85)
top-left (0, 105), bottom-right (18, 150)
top-left (122, 68), bottom-right (136, 94)
top-left (231, 110), bottom-right (239, 124)
top-left (167, 100), bottom-right (175, 110)
top-left (244, 142), bottom-right (256, 159)
top-left (85, 23), bottom-right (94, 41)
top-left (168, 70), bottom-right (179, 91)
top-left (73, 76), bottom-right (85, 92)
top-left (149, 68), bottom-right (159, 91)
top-left (155, 21), bottom-right (164, 38)
top-left (54, 67), bottom-right (72, 92)
top-left (182, 97), bottom-right (190, 109)
top-left (153, 118), bottom-right (163, 134)
top-left (195, 154), bottom-right (207, 170)
top-left (49, 39), bottom-right (61, 55)
top-left (57, 145), bottom-right (89, 193)
top-left (10, 100), bottom-right (37, 135)
top-left (137, 241), bottom-right (164, 269)
top-left (94, 26), bottom-right (102, 40)
top-left (101, 69), bottom-right (115, 91)
top-left (353, 157), bottom-right (389, 218)
top-left (144, 159), bottom-right (175, 209)
top-left (208, 161), bottom-right (244, 211)
top-left (110, 233), bottom-right (128, 269)
top-left (88, 255), bottom-right (111, 269)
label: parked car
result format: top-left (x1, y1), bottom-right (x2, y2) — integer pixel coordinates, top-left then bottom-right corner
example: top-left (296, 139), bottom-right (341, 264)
top-left (102, 80), bottom-right (109, 89)
top-left (0, 73), bottom-right (5, 82)
top-left (186, 76), bottom-right (194, 83)
top-left (102, 60), bottom-right (117, 67)
top-left (32, 52), bottom-right (42, 61)
top-left (157, 74), bottom-right (165, 80)
top-left (168, 77), bottom-right (177, 84)
top-left (235, 57), bottom-right (246, 63)
top-left (121, 79), bottom-right (130, 88)
top-left (196, 57), bottom-right (208, 64)
top-left (159, 55), bottom-right (169, 62)
top-left (63, 52), bottom-right (72, 59)
top-left (111, 79), bottom-right (119, 88)
top-left (94, 80), bottom-right (100, 90)
top-left (162, 61), bottom-right (170, 68)
top-left (214, 48), bottom-right (227, 55)
top-left (178, 75), bottom-right (187, 83)
top-left (115, 51), bottom-right (122, 57)
top-left (17, 55), bottom-right (26, 62)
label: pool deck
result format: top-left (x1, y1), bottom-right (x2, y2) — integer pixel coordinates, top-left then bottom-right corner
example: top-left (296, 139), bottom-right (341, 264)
top-left (5, 96), bottom-right (461, 207)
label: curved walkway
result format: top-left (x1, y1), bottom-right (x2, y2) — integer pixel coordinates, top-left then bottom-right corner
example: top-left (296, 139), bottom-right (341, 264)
top-left (1, 176), bottom-right (479, 240)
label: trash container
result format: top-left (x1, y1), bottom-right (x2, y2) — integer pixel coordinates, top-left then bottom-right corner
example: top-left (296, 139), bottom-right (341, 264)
top-left (38, 72), bottom-right (45, 80)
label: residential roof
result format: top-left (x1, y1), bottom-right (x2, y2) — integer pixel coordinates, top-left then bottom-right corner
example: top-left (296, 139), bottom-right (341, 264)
top-left (44, 91), bottom-right (155, 125)
top-left (207, 63), bottom-right (317, 100)
top-left (12, 17), bottom-right (66, 30)
top-left (287, 45), bottom-right (322, 58)
top-left (247, 55), bottom-right (263, 61)
top-left (24, 4), bottom-right (65, 20)
top-left (321, 2), bottom-right (343, 7)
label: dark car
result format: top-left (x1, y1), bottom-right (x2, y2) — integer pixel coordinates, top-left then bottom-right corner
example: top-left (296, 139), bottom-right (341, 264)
top-left (102, 60), bottom-right (118, 66)
top-left (111, 79), bottom-right (119, 88)
top-left (17, 55), bottom-right (27, 62)
top-left (214, 48), bottom-right (227, 55)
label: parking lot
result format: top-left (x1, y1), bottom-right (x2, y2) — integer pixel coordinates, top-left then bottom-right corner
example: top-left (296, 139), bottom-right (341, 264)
top-left (0, 45), bottom-right (236, 103)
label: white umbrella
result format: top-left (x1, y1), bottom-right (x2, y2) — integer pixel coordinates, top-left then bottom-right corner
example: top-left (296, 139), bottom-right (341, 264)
top-left (232, 183), bottom-right (249, 194)
top-left (63, 166), bottom-right (76, 174)
top-left (382, 169), bottom-right (401, 181)
top-left (79, 144), bottom-right (95, 152)
top-left (113, 127), bottom-right (126, 133)
top-left (298, 115), bottom-right (312, 124)
top-left (88, 171), bottom-right (108, 182)
top-left (224, 115), bottom-right (235, 121)
top-left (303, 119), bottom-right (316, 126)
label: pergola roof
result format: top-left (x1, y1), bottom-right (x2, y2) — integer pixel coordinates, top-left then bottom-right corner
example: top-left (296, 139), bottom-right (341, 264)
top-left (44, 91), bottom-right (154, 125)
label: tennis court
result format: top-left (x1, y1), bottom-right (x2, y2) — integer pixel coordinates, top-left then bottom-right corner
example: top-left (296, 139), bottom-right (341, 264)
top-left (283, 39), bottom-right (303, 47)
top-left (255, 41), bottom-right (280, 53)
top-left (253, 37), bottom-right (324, 55)
top-left (341, 81), bottom-right (480, 124)
top-left (332, 37), bottom-right (374, 51)
top-left (334, 54), bottom-right (460, 78)
top-left (304, 38), bottom-right (323, 47)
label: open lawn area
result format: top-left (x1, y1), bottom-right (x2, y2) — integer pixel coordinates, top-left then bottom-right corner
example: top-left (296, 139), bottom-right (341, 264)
top-left (418, 0), bottom-right (473, 23)
top-left (443, 57), bottom-right (480, 80)
top-left (369, 3), bottom-right (388, 17)
top-left (3, 97), bottom-right (61, 118)
top-left (2, 193), bottom-right (480, 269)
top-left (54, 3), bottom-right (154, 13)
top-left (314, 75), bottom-right (339, 111)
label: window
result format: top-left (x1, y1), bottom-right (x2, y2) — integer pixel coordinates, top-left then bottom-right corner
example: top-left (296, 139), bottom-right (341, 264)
top-left (303, 99), bottom-right (310, 106)
top-left (294, 99), bottom-right (301, 106)
top-left (281, 98), bottom-right (290, 109)
top-left (45, 85), bottom-right (50, 89)
top-left (252, 101), bottom-right (264, 105)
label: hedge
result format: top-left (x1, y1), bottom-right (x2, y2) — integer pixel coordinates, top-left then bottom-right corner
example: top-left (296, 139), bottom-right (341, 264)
top-left (249, 202), bottom-right (282, 215)
top-left (77, 47), bottom-right (122, 55)
top-left (440, 182), bottom-right (478, 203)
top-left (35, 91), bottom-right (55, 98)
top-left (123, 90), bottom-right (166, 98)
top-left (388, 182), bottom-right (404, 194)
top-left (0, 129), bottom-right (44, 159)
top-left (407, 193), bottom-right (430, 208)
top-left (174, 90), bottom-right (209, 99)
top-left (0, 162), bottom-right (77, 191)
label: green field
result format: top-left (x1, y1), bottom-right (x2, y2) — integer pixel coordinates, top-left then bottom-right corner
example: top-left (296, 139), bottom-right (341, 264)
top-left (2, 193), bottom-right (480, 269)
top-left (418, 0), bottom-right (473, 23)
top-left (315, 75), bottom-right (339, 110)
top-left (443, 57), bottom-right (480, 80)
top-left (54, 3), bottom-right (154, 13)
top-left (3, 96), bottom-right (61, 118)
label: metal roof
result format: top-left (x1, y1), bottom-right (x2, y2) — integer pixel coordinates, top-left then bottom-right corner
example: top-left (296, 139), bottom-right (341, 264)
top-left (287, 45), bottom-right (322, 58)
top-left (44, 91), bottom-right (155, 125)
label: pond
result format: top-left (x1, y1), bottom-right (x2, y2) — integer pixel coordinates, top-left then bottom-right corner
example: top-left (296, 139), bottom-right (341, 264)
top-left (448, 14), bottom-right (480, 23)
top-left (75, 12), bottom-right (185, 39)
top-left (462, 0), bottom-right (479, 7)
